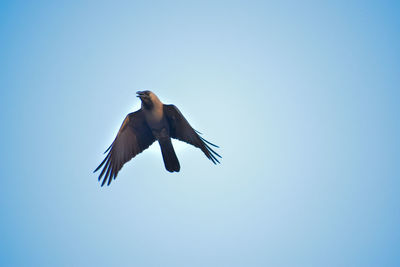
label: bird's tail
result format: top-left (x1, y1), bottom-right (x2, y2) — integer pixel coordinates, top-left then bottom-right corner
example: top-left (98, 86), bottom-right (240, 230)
top-left (159, 138), bottom-right (180, 172)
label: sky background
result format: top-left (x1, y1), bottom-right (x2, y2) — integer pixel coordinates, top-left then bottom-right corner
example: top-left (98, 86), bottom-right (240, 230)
top-left (1, 0), bottom-right (399, 266)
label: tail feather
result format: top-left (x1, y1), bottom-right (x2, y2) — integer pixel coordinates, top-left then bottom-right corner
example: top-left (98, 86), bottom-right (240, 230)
top-left (159, 138), bottom-right (180, 172)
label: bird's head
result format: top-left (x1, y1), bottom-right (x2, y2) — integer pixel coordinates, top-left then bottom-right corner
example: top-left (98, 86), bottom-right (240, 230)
top-left (136, 90), bottom-right (160, 110)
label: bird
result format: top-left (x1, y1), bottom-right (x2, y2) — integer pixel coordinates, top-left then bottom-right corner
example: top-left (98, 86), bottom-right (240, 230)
top-left (94, 90), bottom-right (221, 186)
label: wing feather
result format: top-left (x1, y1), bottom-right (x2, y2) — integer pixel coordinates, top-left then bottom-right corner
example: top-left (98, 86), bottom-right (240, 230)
top-left (163, 104), bottom-right (221, 164)
top-left (94, 110), bottom-right (156, 186)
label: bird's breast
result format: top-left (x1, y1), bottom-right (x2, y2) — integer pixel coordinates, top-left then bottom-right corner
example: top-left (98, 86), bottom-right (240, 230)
top-left (144, 108), bottom-right (165, 130)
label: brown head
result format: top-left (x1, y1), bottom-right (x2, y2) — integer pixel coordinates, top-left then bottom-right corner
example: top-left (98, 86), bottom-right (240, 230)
top-left (136, 90), bottom-right (162, 110)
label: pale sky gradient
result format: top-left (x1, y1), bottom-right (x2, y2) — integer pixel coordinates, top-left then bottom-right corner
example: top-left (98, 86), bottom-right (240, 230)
top-left (1, 1), bottom-right (399, 266)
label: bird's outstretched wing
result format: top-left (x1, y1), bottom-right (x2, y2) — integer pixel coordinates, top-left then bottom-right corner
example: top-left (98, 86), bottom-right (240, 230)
top-left (94, 110), bottom-right (156, 186)
top-left (163, 104), bottom-right (221, 164)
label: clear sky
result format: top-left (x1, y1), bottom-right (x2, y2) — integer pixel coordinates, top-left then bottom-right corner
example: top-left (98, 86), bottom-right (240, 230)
top-left (1, 1), bottom-right (399, 266)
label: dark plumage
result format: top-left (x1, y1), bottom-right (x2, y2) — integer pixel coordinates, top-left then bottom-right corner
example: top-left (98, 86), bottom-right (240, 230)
top-left (94, 91), bottom-right (221, 186)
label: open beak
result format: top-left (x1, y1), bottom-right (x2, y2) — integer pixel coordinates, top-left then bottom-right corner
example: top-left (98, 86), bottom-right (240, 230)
top-left (136, 91), bottom-right (144, 98)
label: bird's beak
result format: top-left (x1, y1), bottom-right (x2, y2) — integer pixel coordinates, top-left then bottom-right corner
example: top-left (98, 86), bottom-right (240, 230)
top-left (136, 91), bottom-right (144, 98)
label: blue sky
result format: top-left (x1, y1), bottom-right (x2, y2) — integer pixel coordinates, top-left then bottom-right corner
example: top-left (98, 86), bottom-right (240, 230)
top-left (1, 1), bottom-right (399, 266)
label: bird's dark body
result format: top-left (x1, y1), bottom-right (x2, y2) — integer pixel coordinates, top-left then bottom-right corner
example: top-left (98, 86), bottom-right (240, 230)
top-left (150, 124), bottom-right (180, 173)
top-left (94, 91), bottom-right (221, 186)
top-left (158, 137), bottom-right (180, 172)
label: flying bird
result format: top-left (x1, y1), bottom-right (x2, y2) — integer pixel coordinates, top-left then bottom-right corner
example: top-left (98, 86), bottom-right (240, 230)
top-left (94, 91), bottom-right (221, 186)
